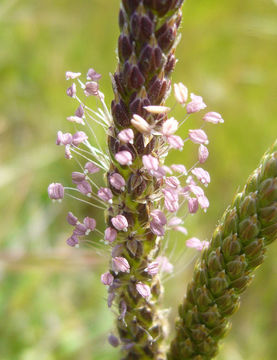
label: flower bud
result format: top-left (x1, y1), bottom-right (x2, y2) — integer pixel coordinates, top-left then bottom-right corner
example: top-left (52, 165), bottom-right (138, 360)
top-left (48, 183), bottom-right (64, 200)
top-left (104, 227), bottom-right (117, 243)
top-left (101, 272), bottom-right (114, 286)
top-left (109, 173), bottom-right (126, 190)
top-left (111, 215), bottom-right (128, 231)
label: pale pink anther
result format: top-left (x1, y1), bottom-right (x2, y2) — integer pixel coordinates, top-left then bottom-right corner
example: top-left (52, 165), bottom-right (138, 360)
top-left (198, 144), bottom-right (209, 164)
top-left (109, 173), bottom-right (125, 190)
top-left (150, 220), bottom-right (165, 236)
top-left (56, 131), bottom-right (72, 146)
top-left (66, 235), bottom-right (79, 247)
top-left (142, 154), bottom-right (159, 172)
top-left (131, 114), bottom-right (151, 134)
top-left (104, 227), bottom-right (117, 242)
top-left (72, 171), bottom-right (86, 184)
top-left (188, 129), bottom-right (209, 145)
top-left (162, 187), bottom-right (179, 203)
top-left (143, 105), bottom-right (170, 114)
top-left (75, 104), bottom-right (84, 118)
top-left (77, 181), bottom-right (92, 195)
top-left (188, 197), bottom-right (199, 214)
top-left (67, 116), bottom-right (85, 125)
top-left (192, 167), bottom-right (210, 186)
top-left (112, 256), bottom-right (130, 273)
top-left (72, 131), bottom-right (88, 146)
top-left (167, 135), bottom-right (184, 150)
top-left (118, 128), bottom-right (134, 144)
top-left (108, 334), bottom-right (119, 348)
top-left (73, 223), bottom-right (87, 236)
top-left (171, 164), bottom-right (187, 174)
top-left (164, 198), bottom-right (179, 213)
top-left (189, 184), bottom-right (205, 198)
top-left (156, 256), bottom-right (173, 273)
top-left (84, 162), bottom-right (100, 174)
top-left (175, 226), bottom-right (188, 235)
top-left (84, 217), bottom-right (96, 231)
top-left (65, 146), bottom-right (72, 159)
top-left (203, 111), bottom-right (224, 124)
top-left (162, 118), bottom-right (178, 136)
top-left (151, 166), bottom-right (166, 179)
top-left (186, 93), bottom-right (207, 114)
top-left (98, 187), bottom-right (113, 203)
top-left (115, 151), bottom-right (133, 166)
top-left (111, 215), bottom-right (128, 232)
top-left (136, 282), bottom-right (151, 299)
top-left (65, 71), bottom-right (81, 80)
top-left (87, 68), bottom-right (102, 81)
top-left (150, 210), bottom-right (167, 226)
top-left (101, 272), bottom-right (114, 286)
top-left (84, 81), bottom-right (99, 96)
top-left (186, 237), bottom-right (209, 251)
top-left (198, 195), bottom-right (209, 212)
top-left (162, 165), bottom-right (173, 175)
top-left (67, 212), bottom-right (79, 226)
top-left (48, 183), bottom-right (64, 200)
top-left (174, 82), bottom-right (188, 104)
top-left (66, 83), bottom-right (76, 97)
top-left (168, 217), bottom-right (183, 227)
top-left (165, 176), bottom-right (180, 189)
top-left (145, 262), bottom-right (159, 276)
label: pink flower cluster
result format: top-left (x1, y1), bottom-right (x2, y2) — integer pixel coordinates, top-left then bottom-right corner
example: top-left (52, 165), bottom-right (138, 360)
top-left (48, 70), bottom-right (224, 303)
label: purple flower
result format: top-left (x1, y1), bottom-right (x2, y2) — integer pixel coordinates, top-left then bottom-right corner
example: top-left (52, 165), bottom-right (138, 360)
top-left (167, 135), bottom-right (184, 150)
top-left (188, 197), bottom-right (199, 214)
top-left (65, 71), bottom-right (81, 80)
top-left (191, 167), bottom-right (211, 186)
top-left (108, 334), bottom-right (119, 348)
top-left (84, 81), bottom-right (99, 96)
top-left (186, 93), bottom-right (207, 114)
top-left (72, 131), bottom-right (88, 146)
top-left (142, 154), bottom-right (159, 172)
top-left (145, 262), bottom-right (159, 276)
top-left (84, 217), bottom-right (96, 231)
top-left (48, 183), bottom-right (64, 200)
top-left (171, 164), bottom-right (187, 174)
top-left (162, 118), bottom-right (178, 136)
top-left (77, 181), bottom-right (92, 196)
top-left (150, 210), bottom-right (167, 226)
top-left (72, 171), bottom-right (86, 184)
top-left (66, 83), bottom-right (76, 97)
top-left (87, 68), bottom-right (102, 81)
top-left (84, 162), bottom-right (100, 174)
top-left (67, 212), bottom-right (79, 226)
top-left (150, 220), bottom-right (165, 236)
top-left (66, 235), bottom-right (79, 247)
top-left (56, 131), bottom-right (72, 146)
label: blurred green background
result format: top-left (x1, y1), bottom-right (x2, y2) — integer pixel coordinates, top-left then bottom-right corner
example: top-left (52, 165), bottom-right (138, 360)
top-left (0, 0), bottom-right (277, 359)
